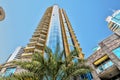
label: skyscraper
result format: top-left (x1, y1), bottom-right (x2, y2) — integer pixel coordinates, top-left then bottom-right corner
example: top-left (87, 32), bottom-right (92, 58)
top-left (21, 5), bottom-right (84, 59)
top-left (106, 10), bottom-right (120, 36)
top-left (0, 5), bottom-right (84, 77)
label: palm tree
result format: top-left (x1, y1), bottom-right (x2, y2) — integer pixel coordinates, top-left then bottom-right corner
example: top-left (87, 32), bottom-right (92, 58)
top-left (4, 47), bottom-right (92, 80)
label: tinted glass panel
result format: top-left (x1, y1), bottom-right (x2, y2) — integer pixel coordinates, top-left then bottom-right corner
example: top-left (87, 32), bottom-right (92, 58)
top-left (46, 5), bottom-right (64, 55)
top-left (112, 47), bottom-right (120, 58)
top-left (112, 13), bottom-right (120, 24)
top-left (96, 60), bottom-right (113, 74)
top-left (4, 67), bottom-right (16, 77)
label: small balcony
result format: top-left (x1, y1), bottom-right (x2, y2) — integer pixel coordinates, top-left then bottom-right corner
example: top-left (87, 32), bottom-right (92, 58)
top-left (39, 38), bottom-right (45, 42)
top-left (30, 37), bottom-right (39, 42)
top-left (25, 46), bottom-right (35, 50)
top-left (98, 65), bottom-right (120, 79)
top-left (34, 49), bottom-right (43, 53)
top-left (36, 43), bottom-right (44, 47)
top-left (34, 31), bottom-right (41, 34)
top-left (21, 53), bottom-right (33, 57)
top-left (41, 30), bottom-right (47, 34)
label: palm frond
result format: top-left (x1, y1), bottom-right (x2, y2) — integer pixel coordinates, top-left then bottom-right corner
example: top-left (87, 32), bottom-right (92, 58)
top-left (4, 46), bottom-right (92, 80)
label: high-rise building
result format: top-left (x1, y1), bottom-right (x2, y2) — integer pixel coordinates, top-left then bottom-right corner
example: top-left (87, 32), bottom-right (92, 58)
top-left (0, 7), bottom-right (5, 21)
top-left (6, 46), bottom-right (24, 62)
top-left (0, 5), bottom-right (84, 78)
top-left (21, 5), bottom-right (84, 59)
top-left (87, 34), bottom-right (120, 80)
top-left (0, 47), bottom-right (24, 77)
top-left (106, 10), bottom-right (120, 36)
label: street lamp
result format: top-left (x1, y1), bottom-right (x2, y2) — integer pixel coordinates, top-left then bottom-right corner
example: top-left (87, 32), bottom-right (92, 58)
top-left (0, 7), bottom-right (5, 21)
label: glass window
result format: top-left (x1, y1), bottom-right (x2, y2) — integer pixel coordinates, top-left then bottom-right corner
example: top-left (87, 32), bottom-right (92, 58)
top-left (62, 12), bottom-right (75, 53)
top-left (108, 61), bottom-right (113, 66)
top-left (46, 6), bottom-right (64, 55)
top-left (80, 72), bottom-right (93, 80)
top-left (112, 47), bottom-right (120, 58)
top-left (114, 13), bottom-right (120, 20)
top-left (96, 60), bottom-right (113, 74)
top-left (3, 67), bottom-right (16, 77)
top-left (69, 45), bottom-right (74, 52)
top-left (104, 63), bottom-right (108, 69)
top-left (92, 46), bottom-right (100, 52)
top-left (112, 13), bottom-right (120, 24)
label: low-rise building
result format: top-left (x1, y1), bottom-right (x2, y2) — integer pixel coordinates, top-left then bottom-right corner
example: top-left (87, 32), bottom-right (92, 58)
top-left (0, 46), bottom-right (24, 77)
top-left (7, 46), bottom-right (24, 62)
top-left (88, 34), bottom-right (120, 80)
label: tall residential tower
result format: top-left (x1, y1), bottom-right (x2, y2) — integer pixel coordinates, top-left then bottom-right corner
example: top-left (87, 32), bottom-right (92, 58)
top-left (0, 5), bottom-right (84, 78)
top-left (21, 5), bottom-right (84, 59)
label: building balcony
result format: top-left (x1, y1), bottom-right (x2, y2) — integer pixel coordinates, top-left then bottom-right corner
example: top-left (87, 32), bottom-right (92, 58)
top-left (30, 37), bottom-right (39, 42)
top-left (43, 23), bottom-right (49, 26)
top-left (25, 46), bottom-right (35, 50)
top-left (25, 43), bottom-right (44, 50)
top-left (39, 38), bottom-right (45, 42)
top-left (23, 47), bottom-right (43, 57)
top-left (32, 34), bottom-right (40, 37)
top-left (40, 33), bottom-right (46, 36)
top-left (36, 43), bottom-right (44, 47)
top-left (34, 49), bottom-right (43, 53)
top-left (29, 41), bottom-right (37, 44)
top-left (24, 46), bottom-right (35, 53)
top-left (42, 28), bottom-right (48, 32)
top-left (34, 32), bottom-right (41, 35)
top-left (37, 27), bottom-right (47, 31)
top-left (34, 30), bottom-right (40, 33)
top-left (40, 32), bottom-right (47, 36)
top-left (40, 35), bottom-right (46, 40)
top-left (41, 30), bottom-right (47, 34)
top-left (98, 65), bottom-right (120, 79)
top-left (28, 41), bottom-right (44, 47)
top-left (21, 53), bottom-right (33, 57)
top-left (33, 32), bottom-right (41, 37)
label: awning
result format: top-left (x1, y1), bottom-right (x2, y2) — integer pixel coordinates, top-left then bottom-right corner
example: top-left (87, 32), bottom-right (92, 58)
top-left (93, 55), bottom-right (109, 66)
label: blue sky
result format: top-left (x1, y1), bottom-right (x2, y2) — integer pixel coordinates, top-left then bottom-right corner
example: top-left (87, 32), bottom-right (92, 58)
top-left (0, 0), bottom-right (120, 64)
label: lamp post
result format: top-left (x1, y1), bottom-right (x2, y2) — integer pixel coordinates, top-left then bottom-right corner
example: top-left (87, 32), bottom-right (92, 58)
top-left (0, 7), bottom-right (5, 21)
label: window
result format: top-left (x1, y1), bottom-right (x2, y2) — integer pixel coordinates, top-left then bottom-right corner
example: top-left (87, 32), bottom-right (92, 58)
top-left (46, 6), bottom-right (63, 55)
top-left (92, 46), bottom-right (100, 52)
top-left (80, 72), bottom-right (93, 80)
top-left (112, 17), bottom-right (120, 24)
top-left (96, 60), bottom-right (113, 74)
top-left (112, 12), bottom-right (120, 24)
top-left (69, 45), bottom-right (74, 52)
top-left (112, 47), bottom-right (120, 59)
top-left (3, 67), bottom-right (16, 77)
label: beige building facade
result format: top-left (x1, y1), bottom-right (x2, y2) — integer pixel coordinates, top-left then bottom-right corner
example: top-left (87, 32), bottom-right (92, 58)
top-left (0, 5), bottom-right (84, 77)
top-left (88, 34), bottom-right (120, 80)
